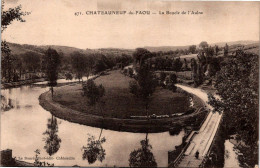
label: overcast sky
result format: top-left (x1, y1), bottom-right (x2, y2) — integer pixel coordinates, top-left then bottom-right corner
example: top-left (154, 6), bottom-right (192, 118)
top-left (2, 0), bottom-right (259, 49)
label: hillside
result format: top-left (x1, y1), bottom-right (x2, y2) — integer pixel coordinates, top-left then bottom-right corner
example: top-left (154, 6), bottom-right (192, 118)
top-left (6, 40), bottom-right (258, 57)
top-left (6, 42), bottom-right (134, 57)
top-left (144, 40), bottom-right (259, 52)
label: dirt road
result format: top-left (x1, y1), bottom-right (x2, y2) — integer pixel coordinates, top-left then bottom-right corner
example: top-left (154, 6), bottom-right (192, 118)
top-left (175, 84), bottom-right (222, 168)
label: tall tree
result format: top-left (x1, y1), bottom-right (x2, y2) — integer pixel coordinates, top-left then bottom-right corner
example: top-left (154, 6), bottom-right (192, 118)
top-left (189, 45), bottom-right (197, 54)
top-left (85, 55), bottom-right (95, 79)
top-left (184, 58), bottom-right (188, 70)
top-left (133, 48), bottom-right (152, 66)
top-left (215, 45), bottom-right (219, 56)
top-left (129, 64), bottom-right (157, 117)
top-left (224, 43), bottom-right (229, 56)
top-left (1, 0), bottom-right (28, 82)
top-left (43, 48), bottom-right (61, 98)
top-left (199, 41), bottom-right (209, 50)
top-left (172, 57), bottom-right (183, 72)
top-left (208, 49), bottom-right (258, 167)
top-left (82, 79), bottom-right (106, 164)
top-left (71, 51), bottom-right (87, 82)
top-left (166, 74), bottom-right (177, 92)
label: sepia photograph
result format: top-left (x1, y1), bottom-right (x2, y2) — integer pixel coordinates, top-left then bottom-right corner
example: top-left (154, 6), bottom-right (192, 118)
top-left (0, 0), bottom-right (259, 167)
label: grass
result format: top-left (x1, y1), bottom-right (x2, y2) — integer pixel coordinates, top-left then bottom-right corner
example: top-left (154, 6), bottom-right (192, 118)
top-left (53, 70), bottom-right (190, 119)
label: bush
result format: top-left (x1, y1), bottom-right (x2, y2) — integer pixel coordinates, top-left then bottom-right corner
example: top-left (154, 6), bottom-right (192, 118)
top-left (65, 73), bottom-right (73, 80)
top-left (129, 81), bottom-right (139, 96)
top-left (123, 69), bottom-right (128, 75)
top-left (82, 80), bottom-right (105, 105)
top-left (166, 74), bottom-right (177, 92)
top-left (128, 68), bottom-right (134, 77)
top-left (160, 72), bottom-right (166, 82)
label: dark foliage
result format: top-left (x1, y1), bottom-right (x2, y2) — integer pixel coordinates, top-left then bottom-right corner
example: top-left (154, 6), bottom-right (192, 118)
top-left (208, 49), bottom-right (258, 167)
top-left (82, 133), bottom-right (106, 164)
top-left (43, 48), bottom-right (61, 88)
top-left (43, 116), bottom-right (61, 156)
top-left (129, 137), bottom-right (157, 167)
top-left (82, 79), bottom-right (105, 106)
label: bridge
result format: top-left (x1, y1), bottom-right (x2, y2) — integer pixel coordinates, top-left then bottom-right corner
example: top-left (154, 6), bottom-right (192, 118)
top-left (171, 85), bottom-right (222, 168)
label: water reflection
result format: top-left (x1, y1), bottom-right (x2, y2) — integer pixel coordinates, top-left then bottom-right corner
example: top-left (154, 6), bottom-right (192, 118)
top-left (1, 95), bottom-right (14, 111)
top-left (129, 133), bottom-right (157, 167)
top-left (43, 115), bottom-right (61, 156)
top-left (82, 128), bottom-right (106, 164)
top-left (34, 149), bottom-right (54, 167)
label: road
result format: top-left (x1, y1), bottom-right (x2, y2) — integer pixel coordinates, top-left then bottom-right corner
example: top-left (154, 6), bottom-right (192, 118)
top-left (175, 84), bottom-right (222, 168)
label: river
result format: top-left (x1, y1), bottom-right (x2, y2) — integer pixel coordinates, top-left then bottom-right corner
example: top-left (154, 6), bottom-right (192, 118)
top-left (1, 83), bottom-right (184, 167)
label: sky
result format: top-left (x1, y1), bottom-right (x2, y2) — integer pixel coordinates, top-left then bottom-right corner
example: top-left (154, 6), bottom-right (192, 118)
top-left (2, 0), bottom-right (259, 49)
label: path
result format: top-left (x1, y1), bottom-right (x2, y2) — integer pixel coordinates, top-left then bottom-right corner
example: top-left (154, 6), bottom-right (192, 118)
top-left (174, 84), bottom-right (222, 168)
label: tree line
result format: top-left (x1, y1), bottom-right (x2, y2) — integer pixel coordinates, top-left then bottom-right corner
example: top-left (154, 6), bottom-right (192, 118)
top-left (1, 49), bottom-right (133, 83)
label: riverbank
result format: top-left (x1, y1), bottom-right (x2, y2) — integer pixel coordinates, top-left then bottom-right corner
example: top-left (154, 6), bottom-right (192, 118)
top-left (1, 78), bottom-right (46, 89)
top-left (39, 87), bottom-right (207, 133)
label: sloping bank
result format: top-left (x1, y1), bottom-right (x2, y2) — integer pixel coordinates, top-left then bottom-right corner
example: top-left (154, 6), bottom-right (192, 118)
top-left (39, 88), bottom-right (206, 133)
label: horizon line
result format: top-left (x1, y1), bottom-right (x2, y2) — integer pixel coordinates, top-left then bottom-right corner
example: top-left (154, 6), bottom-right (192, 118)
top-left (6, 39), bottom-right (259, 51)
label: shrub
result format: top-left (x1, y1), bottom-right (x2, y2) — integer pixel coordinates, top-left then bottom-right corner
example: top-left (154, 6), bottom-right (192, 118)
top-left (65, 73), bottom-right (73, 80)
top-left (82, 80), bottom-right (105, 106)
top-left (128, 68), bottom-right (134, 77)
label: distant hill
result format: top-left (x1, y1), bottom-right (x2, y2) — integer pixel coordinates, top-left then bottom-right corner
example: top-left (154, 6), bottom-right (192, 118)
top-left (211, 40), bottom-right (259, 48)
top-left (6, 42), bottom-right (134, 57)
top-left (6, 40), bottom-right (258, 57)
top-left (144, 46), bottom-right (189, 52)
top-left (144, 40), bottom-right (259, 52)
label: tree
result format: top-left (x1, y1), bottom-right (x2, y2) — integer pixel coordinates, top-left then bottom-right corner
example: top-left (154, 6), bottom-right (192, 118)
top-left (65, 72), bottom-right (73, 80)
top-left (82, 79), bottom-right (105, 106)
top-left (133, 48), bottom-right (152, 66)
top-left (1, 1), bottom-right (26, 32)
top-left (224, 43), bottom-right (229, 56)
top-left (1, 1), bottom-right (29, 81)
top-left (43, 48), bottom-right (61, 98)
top-left (191, 58), bottom-right (203, 86)
top-left (173, 57), bottom-right (183, 72)
top-left (129, 134), bottom-right (157, 167)
top-left (166, 74), bottom-right (177, 92)
top-left (205, 46), bottom-right (215, 58)
top-left (94, 55), bottom-right (115, 73)
top-left (183, 58), bottom-right (188, 70)
top-left (129, 64), bottom-right (157, 117)
top-left (207, 57), bottom-right (221, 77)
top-left (189, 45), bottom-right (196, 54)
top-left (159, 72), bottom-right (166, 82)
top-left (215, 45), bottom-right (219, 56)
top-left (208, 49), bottom-right (258, 167)
top-left (199, 41), bottom-right (209, 50)
top-left (128, 68), bottom-right (134, 77)
top-left (71, 52), bottom-right (87, 82)
top-left (12, 54), bottom-right (24, 79)
top-left (22, 51), bottom-right (41, 73)
top-left (43, 115), bottom-right (61, 156)
top-left (85, 55), bottom-right (95, 79)
top-left (82, 78), bottom-right (106, 164)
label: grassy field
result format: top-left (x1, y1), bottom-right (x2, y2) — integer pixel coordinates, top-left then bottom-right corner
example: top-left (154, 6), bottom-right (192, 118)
top-left (53, 70), bottom-right (190, 119)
